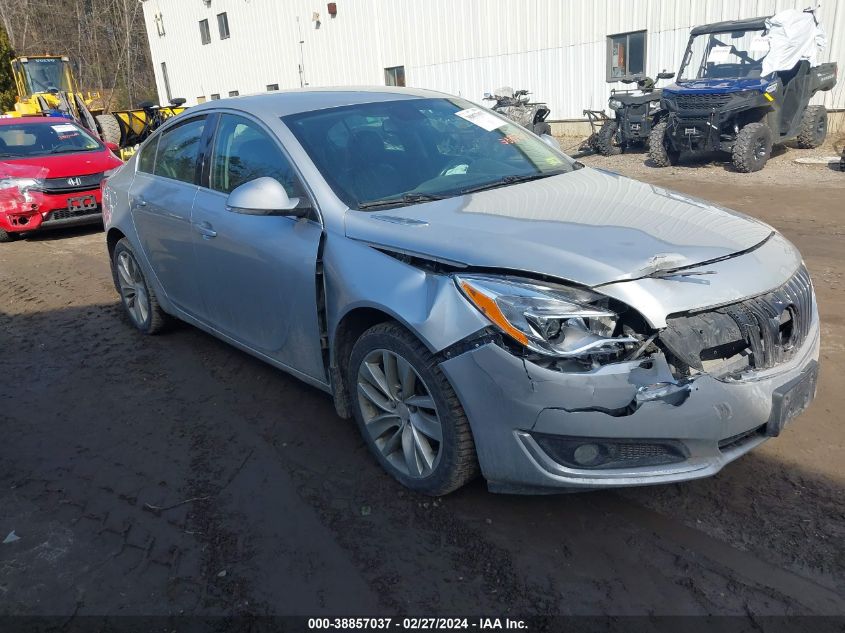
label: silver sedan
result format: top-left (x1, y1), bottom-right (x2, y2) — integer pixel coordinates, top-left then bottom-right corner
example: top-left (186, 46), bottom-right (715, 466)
top-left (102, 87), bottom-right (819, 495)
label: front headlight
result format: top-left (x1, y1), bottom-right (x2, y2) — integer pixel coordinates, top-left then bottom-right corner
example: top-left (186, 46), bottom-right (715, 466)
top-left (0, 177), bottom-right (41, 192)
top-left (455, 275), bottom-right (638, 358)
top-left (608, 99), bottom-right (623, 110)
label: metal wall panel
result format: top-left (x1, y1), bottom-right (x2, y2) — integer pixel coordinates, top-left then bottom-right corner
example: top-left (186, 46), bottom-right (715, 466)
top-left (142, 0), bottom-right (843, 119)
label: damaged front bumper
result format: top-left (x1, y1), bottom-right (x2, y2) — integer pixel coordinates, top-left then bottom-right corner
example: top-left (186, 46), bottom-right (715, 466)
top-left (439, 304), bottom-right (819, 494)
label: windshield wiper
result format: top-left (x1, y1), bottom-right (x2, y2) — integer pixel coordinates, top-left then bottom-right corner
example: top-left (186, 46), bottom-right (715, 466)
top-left (50, 146), bottom-right (97, 154)
top-left (459, 171), bottom-right (565, 195)
top-left (358, 192), bottom-right (449, 210)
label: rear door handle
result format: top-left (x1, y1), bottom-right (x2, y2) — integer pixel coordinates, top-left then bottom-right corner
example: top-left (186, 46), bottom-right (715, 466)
top-left (194, 221), bottom-right (217, 239)
top-left (133, 195), bottom-right (147, 207)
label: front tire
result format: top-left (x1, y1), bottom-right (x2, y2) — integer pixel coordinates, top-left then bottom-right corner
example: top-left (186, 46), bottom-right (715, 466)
top-left (596, 120), bottom-right (622, 156)
top-left (0, 228), bottom-right (19, 243)
top-left (732, 122), bottom-right (773, 173)
top-left (648, 120), bottom-right (680, 167)
top-left (348, 322), bottom-right (479, 496)
top-left (796, 105), bottom-right (827, 149)
top-left (96, 114), bottom-right (122, 147)
top-left (111, 238), bottom-right (168, 334)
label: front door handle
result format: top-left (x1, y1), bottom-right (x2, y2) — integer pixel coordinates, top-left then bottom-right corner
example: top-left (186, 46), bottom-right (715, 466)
top-left (194, 221), bottom-right (217, 239)
top-left (133, 195), bottom-right (147, 207)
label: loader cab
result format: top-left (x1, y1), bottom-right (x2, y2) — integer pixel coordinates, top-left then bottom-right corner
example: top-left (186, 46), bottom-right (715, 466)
top-left (12, 56), bottom-right (76, 98)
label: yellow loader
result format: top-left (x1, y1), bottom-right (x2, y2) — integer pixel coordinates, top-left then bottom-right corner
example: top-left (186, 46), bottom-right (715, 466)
top-left (6, 55), bottom-right (186, 159)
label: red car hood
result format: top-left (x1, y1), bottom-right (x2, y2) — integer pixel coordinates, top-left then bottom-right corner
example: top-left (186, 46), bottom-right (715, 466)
top-left (0, 149), bottom-right (122, 179)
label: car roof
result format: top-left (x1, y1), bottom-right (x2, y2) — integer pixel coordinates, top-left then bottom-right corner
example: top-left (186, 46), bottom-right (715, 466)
top-left (186, 86), bottom-right (454, 118)
top-left (690, 16), bottom-right (770, 36)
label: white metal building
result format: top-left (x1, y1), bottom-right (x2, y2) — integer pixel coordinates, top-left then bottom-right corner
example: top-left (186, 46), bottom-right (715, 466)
top-left (141, 0), bottom-right (844, 131)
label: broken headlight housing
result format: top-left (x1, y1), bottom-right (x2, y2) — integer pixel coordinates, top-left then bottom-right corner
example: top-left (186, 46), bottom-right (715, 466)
top-left (455, 275), bottom-right (638, 358)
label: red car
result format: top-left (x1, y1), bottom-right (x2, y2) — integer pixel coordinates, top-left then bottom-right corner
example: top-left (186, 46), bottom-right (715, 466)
top-left (0, 117), bottom-right (123, 242)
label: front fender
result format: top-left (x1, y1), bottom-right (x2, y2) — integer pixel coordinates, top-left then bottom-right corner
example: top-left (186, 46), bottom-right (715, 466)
top-left (323, 236), bottom-right (489, 362)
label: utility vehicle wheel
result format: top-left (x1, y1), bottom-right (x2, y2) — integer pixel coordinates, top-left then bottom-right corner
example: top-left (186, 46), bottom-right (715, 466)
top-left (0, 228), bottom-right (19, 243)
top-left (732, 122), bottom-right (773, 173)
top-left (348, 322), bottom-right (479, 496)
top-left (96, 114), bottom-right (122, 147)
top-left (796, 105), bottom-right (827, 149)
top-left (111, 238), bottom-right (169, 334)
top-left (596, 120), bottom-right (622, 156)
top-left (533, 121), bottom-right (552, 136)
top-left (648, 120), bottom-right (680, 167)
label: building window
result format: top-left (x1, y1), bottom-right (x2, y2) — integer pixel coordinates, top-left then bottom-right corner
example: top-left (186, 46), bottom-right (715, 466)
top-left (384, 65), bottom-right (405, 87)
top-left (197, 96), bottom-right (207, 104)
top-left (155, 13), bottom-right (166, 37)
top-left (161, 62), bottom-right (172, 102)
top-left (217, 12), bottom-right (230, 39)
top-left (199, 19), bottom-right (211, 45)
top-left (228, 90), bottom-right (239, 97)
top-left (266, 84), bottom-right (279, 91)
top-left (607, 30), bottom-right (646, 81)
top-left (210, 94), bottom-right (220, 100)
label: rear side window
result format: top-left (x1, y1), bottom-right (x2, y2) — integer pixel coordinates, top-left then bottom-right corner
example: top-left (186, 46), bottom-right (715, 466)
top-left (137, 136), bottom-right (159, 174)
top-left (210, 114), bottom-right (296, 195)
top-left (154, 117), bottom-right (206, 184)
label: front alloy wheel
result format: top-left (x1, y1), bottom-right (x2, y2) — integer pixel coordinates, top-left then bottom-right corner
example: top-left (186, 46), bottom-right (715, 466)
top-left (111, 238), bottom-right (168, 334)
top-left (349, 322), bottom-right (479, 495)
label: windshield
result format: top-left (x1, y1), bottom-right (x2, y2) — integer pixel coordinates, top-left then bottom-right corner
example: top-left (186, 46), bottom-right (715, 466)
top-left (0, 121), bottom-right (102, 158)
top-left (21, 58), bottom-right (72, 93)
top-left (283, 97), bottom-right (573, 209)
top-left (679, 29), bottom-right (770, 80)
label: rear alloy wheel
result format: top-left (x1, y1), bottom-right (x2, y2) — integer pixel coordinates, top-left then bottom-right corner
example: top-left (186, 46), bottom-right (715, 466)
top-left (596, 120), bottom-right (622, 155)
top-left (732, 122), bottom-right (773, 173)
top-left (796, 105), bottom-right (827, 149)
top-left (648, 120), bottom-right (680, 167)
top-left (111, 238), bottom-right (168, 334)
top-left (349, 322), bottom-right (478, 495)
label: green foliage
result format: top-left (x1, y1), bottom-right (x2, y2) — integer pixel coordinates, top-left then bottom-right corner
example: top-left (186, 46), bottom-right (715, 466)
top-left (0, 25), bottom-right (16, 112)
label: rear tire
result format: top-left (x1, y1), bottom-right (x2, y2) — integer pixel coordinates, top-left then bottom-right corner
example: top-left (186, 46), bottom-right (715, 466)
top-left (533, 121), bottom-right (552, 136)
top-left (111, 238), bottom-right (169, 334)
top-left (596, 120), bottom-right (622, 156)
top-left (96, 114), bottom-right (122, 147)
top-left (732, 122), bottom-right (773, 173)
top-left (348, 322), bottom-right (479, 496)
top-left (795, 105), bottom-right (827, 149)
top-left (648, 120), bottom-right (680, 167)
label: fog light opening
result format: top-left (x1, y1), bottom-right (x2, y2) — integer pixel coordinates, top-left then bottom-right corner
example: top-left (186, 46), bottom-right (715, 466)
top-left (573, 443), bottom-right (603, 466)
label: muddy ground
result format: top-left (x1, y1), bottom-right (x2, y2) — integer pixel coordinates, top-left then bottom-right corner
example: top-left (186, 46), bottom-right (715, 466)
top-left (1, 146), bottom-right (844, 621)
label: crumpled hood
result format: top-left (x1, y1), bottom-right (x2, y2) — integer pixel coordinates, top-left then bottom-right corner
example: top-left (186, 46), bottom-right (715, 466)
top-left (0, 149), bottom-right (119, 179)
top-left (344, 168), bottom-right (773, 288)
top-left (664, 77), bottom-right (771, 94)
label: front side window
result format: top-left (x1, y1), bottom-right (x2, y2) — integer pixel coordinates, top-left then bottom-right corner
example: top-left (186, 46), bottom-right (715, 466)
top-left (199, 19), bottom-right (211, 45)
top-left (137, 136), bottom-right (159, 173)
top-left (284, 97), bottom-right (574, 209)
top-left (607, 31), bottom-right (646, 81)
top-left (679, 30), bottom-right (769, 81)
top-left (210, 114), bottom-right (297, 196)
top-left (217, 12), bottom-right (230, 39)
top-left (153, 117), bottom-right (206, 184)
top-left (0, 121), bottom-right (101, 158)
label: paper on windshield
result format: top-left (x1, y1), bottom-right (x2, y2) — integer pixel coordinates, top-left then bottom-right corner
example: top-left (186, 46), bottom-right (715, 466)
top-left (51, 123), bottom-right (78, 134)
top-left (707, 46), bottom-right (733, 63)
top-left (455, 108), bottom-right (507, 132)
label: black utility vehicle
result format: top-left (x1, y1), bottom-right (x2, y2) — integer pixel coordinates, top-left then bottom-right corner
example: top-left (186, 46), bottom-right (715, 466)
top-left (595, 72), bottom-right (675, 156)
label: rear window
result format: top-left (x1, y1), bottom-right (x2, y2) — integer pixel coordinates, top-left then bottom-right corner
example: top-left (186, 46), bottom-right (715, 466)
top-left (0, 121), bottom-right (101, 158)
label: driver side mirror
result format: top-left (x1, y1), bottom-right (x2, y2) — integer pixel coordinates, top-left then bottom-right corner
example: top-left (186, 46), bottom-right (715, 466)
top-left (657, 71), bottom-right (675, 80)
top-left (226, 177), bottom-right (305, 217)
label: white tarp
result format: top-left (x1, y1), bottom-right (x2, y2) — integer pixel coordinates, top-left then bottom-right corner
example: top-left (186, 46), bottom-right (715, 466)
top-left (761, 9), bottom-right (827, 77)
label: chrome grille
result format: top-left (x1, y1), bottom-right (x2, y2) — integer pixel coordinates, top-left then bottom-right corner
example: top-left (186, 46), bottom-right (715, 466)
top-left (719, 265), bottom-right (814, 370)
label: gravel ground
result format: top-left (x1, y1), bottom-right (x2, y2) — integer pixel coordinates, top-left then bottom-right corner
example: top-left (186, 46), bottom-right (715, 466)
top-left (0, 155), bottom-right (844, 621)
